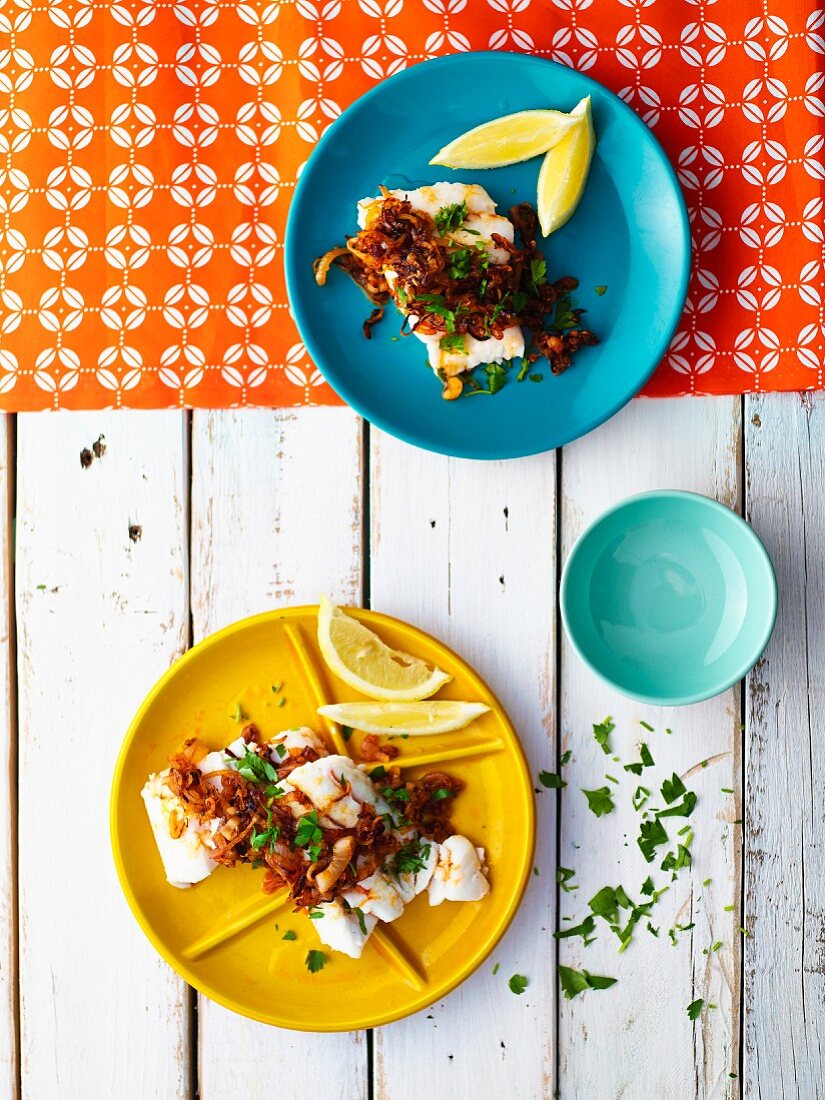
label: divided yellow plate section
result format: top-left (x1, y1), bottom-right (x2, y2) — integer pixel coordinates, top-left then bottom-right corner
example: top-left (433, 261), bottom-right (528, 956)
top-left (110, 606), bottom-right (535, 1032)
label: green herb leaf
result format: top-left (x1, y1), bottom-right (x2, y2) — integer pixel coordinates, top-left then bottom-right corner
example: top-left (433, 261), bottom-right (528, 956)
top-left (305, 950), bottom-right (327, 974)
top-left (353, 907), bottom-right (368, 936)
top-left (435, 201), bottom-right (468, 235)
top-left (657, 791), bottom-right (697, 819)
top-left (341, 725), bottom-right (353, 743)
top-left (369, 765), bottom-right (386, 780)
top-left (661, 844), bottom-right (692, 874)
top-left (638, 819), bottom-right (669, 863)
top-left (392, 838), bottom-right (431, 877)
top-left (558, 965), bottom-right (616, 1000)
top-left (592, 717), bottom-right (615, 755)
top-left (492, 962), bottom-right (500, 975)
top-left (560, 749), bottom-right (573, 766)
top-left (508, 974), bottom-right (528, 995)
top-left (624, 743), bottom-right (655, 775)
top-left (432, 787), bottom-right (453, 801)
top-left (554, 915), bottom-right (596, 941)
top-left (632, 785), bottom-right (651, 811)
top-left (595, 285), bottom-right (607, 296)
top-left (687, 998), bottom-right (703, 1021)
top-left (282, 930), bottom-right (296, 941)
top-left (539, 770), bottom-right (566, 789)
top-left (439, 333), bottom-right (466, 355)
top-left (557, 866), bottom-right (578, 892)
top-left (582, 786), bottom-right (615, 818)
top-left (661, 773), bottom-right (686, 804)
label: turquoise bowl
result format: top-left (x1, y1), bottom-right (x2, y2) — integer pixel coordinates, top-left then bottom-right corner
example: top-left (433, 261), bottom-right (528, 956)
top-left (560, 491), bottom-right (777, 706)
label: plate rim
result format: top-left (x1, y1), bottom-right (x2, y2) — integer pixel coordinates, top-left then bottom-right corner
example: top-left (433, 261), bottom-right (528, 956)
top-left (284, 49), bottom-right (691, 461)
top-left (559, 489), bottom-right (779, 706)
top-left (110, 603), bottom-right (536, 1031)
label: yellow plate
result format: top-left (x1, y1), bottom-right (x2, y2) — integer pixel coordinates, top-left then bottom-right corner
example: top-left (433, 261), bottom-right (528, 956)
top-left (110, 606), bottom-right (535, 1031)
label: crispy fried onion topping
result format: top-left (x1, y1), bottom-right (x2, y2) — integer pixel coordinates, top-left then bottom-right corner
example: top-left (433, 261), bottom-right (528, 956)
top-left (162, 730), bottom-right (462, 909)
top-left (314, 191), bottom-right (597, 372)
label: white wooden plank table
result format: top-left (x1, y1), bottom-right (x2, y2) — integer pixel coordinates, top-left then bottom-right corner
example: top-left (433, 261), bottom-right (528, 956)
top-left (2, 394), bottom-right (820, 1099)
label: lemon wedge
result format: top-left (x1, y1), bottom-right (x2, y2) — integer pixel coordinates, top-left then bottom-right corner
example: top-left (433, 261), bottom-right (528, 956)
top-left (317, 595), bottom-right (452, 701)
top-left (537, 96), bottom-right (595, 236)
top-left (430, 109), bottom-right (576, 169)
top-left (317, 701), bottom-right (489, 736)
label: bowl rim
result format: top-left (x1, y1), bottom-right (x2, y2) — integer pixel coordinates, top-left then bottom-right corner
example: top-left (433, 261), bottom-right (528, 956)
top-left (559, 489), bottom-right (778, 707)
top-left (284, 50), bottom-right (691, 461)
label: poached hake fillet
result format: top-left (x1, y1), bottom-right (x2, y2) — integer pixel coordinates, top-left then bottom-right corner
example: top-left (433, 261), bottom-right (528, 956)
top-left (314, 181), bottom-right (598, 400)
top-left (142, 726), bottom-right (491, 960)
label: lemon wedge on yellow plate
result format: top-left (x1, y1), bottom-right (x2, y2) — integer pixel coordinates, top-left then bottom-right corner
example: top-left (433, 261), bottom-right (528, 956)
top-left (317, 595), bottom-right (451, 700)
top-left (537, 95), bottom-right (595, 236)
top-left (317, 700), bottom-right (489, 736)
top-left (430, 108), bottom-right (575, 169)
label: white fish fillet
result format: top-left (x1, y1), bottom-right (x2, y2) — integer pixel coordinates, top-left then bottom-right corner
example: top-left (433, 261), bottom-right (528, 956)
top-left (428, 835), bottom-right (491, 905)
top-left (313, 898), bottom-right (378, 960)
top-left (343, 872), bottom-right (405, 924)
top-left (141, 771), bottom-right (218, 889)
top-left (356, 182), bottom-right (524, 376)
top-left (288, 754), bottom-right (392, 828)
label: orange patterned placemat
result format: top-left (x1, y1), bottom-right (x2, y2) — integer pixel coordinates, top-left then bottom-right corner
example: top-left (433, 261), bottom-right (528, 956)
top-left (0, 0), bottom-right (822, 410)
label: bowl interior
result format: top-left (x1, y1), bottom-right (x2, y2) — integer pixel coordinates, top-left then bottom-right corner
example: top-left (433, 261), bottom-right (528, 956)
top-left (562, 494), bottom-right (776, 704)
top-left (285, 52), bottom-right (689, 459)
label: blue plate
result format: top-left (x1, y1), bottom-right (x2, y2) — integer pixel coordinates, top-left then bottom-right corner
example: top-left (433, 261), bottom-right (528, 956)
top-left (560, 491), bottom-right (778, 706)
top-left (285, 52), bottom-right (690, 460)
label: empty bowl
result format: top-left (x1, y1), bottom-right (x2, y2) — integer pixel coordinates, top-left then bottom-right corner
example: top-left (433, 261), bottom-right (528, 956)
top-left (560, 490), bottom-right (777, 706)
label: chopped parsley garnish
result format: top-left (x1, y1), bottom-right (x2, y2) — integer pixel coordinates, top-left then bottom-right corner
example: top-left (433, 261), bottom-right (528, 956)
top-left (282, 929), bottom-right (296, 941)
top-left (624, 743), bottom-right (654, 774)
top-left (435, 200), bottom-right (468, 235)
top-left (276, 696), bottom-right (287, 708)
top-left (353, 907), bottom-right (368, 936)
top-left (661, 844), bottom-right (692, 875)
top-left (271, 682), bottom-right (283, 692)
top-left (529, 373), bottom-right (543, 382)
top-left (595, 285), bottom-right (607, 295)
top-left (557, 867), bottom-right (578, 892)
top-left (230, 703), bottom-right (246, 722)
top-left (274, 742), bottom-right (287, 759)
top-left (539, 770), bottom-right (566, 789)
top-left (341, 725), bottom-right (353, 743)
top-left (638, 819), bottom-right (669, 863)
top-left (592, 717), bottom-right (614, 755)
top-left (250, 821), bottom-right (280, 851)
top-left (582, 786), bottom-right (615, 817)
top-left (369, 765), bottom-right (386, 780)
top-left (687, 998), bottom-right (704, 1020)
top-left (661, 772), bottom-right (686, 803)
top-left (508, 974), bottom-right (528, 995)
top-left (560, 750), bottom-right (573, 765)
top-left (528, 257), bottom-right (547, 295)
top-left (516, 357), bottom-right (531, 382)
top-left (639, 720), bottom-right (654, 732)
top-left (392, 838), bottom-right (431, 876)
top-left (558, 965), bottom-right (617, 1000)
top-left (439, 333), bottom-right (466, 354)
top-left (294, 810), bottom-right (324, 862)
top-left (554, 915), bottom-right (596, 942)
top-left (551, 295), bottom-right (579, 331)
top-left (432, 787), bottom-right (453, 801)
top-left (305, 949), bottom-right (327, 974)
top-left (492, 962), bottom-right (500, 975)
top-left (632, 785), bottom-right (651, 811)
top-left (381, 785), bottom-right (410, 803)
top-left (512, 289), bottom-right (529, 313)
top-left (308, 908), bottom-right (323, 920)
top-left (236, 747), bottom-right (278, 785)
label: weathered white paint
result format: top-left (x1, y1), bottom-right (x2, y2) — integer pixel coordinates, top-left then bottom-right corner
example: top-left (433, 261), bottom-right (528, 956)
top-left (744, 393), bottom-right (825, 1097)
top-left (559, 397), bottom-right (743, 1100)
top-left (369, 431), bottom-right (558, 1100)
top-left (15, 412), bottom-right (191, 1099)
top-left (0, 417), bottom-right (16, 1100)
top-left (190, 408), bottom-right (368, 1100)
